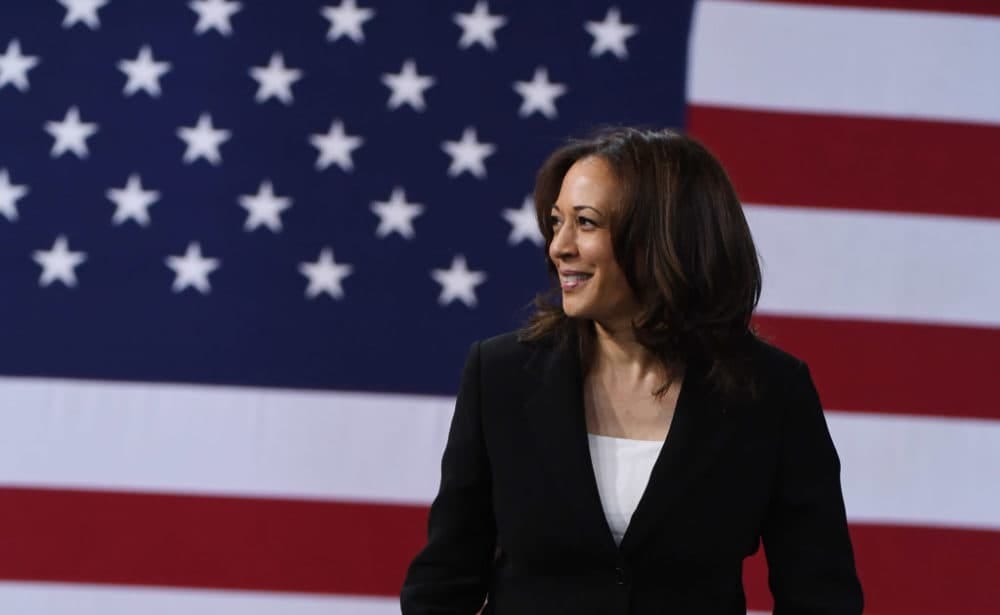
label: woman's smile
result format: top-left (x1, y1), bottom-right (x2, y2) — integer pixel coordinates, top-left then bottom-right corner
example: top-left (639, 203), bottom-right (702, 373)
top-left (559, 270), bottom-right (593, 290)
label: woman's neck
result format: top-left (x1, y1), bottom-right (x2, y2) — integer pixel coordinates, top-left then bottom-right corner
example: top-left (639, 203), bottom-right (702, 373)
top-left (591, 318), bottom-right (660, 377)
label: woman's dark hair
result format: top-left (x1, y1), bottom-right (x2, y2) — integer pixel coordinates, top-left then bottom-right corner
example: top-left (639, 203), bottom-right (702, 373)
top-left (520, 127), bottom-right (762, 399)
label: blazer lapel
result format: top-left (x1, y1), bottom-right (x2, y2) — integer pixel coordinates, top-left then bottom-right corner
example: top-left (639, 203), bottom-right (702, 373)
top-left (520, 337), bottom-right (619, 557)
top-left (518, 336), bottom-right (741, 558)
top-left (619, 363), bottom-right (738, 555)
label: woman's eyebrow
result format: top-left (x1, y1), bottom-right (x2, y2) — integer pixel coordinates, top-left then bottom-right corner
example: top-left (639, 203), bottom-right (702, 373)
top-left (573, 205), bottom-right (602, 216)
top-left (550, 204), bottom-right (603, 216)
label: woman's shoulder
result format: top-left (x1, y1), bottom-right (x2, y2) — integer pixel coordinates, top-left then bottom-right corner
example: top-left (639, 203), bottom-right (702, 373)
top-left (746, 334), bottom-right (807, 376)
top-left (732, 334), bottom-right (832, 415)
top-left (738, 334), bottom-right (816, 403)
top-left (476, 328), bottom-right (556, 366)
top-left (462, 329), bottom-right (558, 394)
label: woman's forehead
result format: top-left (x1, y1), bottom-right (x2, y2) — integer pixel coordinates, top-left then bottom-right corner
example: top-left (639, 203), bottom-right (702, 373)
top-left (554, 157), bottom-right (618, 208)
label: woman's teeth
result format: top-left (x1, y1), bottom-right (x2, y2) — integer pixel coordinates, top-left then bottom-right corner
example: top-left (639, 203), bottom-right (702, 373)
top-left (560, 273), bottom-right (592, 289)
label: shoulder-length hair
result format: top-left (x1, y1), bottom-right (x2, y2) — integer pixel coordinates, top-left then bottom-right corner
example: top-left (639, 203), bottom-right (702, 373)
top-left (520, 127), bottom-right (762, 399)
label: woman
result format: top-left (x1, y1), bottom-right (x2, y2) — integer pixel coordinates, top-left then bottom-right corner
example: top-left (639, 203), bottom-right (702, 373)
top-left (400, 128), bottom-right (863, 614)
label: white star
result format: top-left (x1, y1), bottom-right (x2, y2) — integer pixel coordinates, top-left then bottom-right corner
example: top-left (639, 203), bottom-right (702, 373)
top-left (238, 180), bottom-right (292, 232)
top-left (249, 52), bottom-right (303, 105)
top-left (32, 235), bottom-right (87, 288)
top-left (189, 0), bottom-right (242, 36)
top-left (442, 127), bottom-right (496, 179)
top-left (299, 247), bottom-right (353, 299)
top-left (118, 45), bottom-right (171, 97)
top-left (432, 255), bottom-right (487, 308)
top-left (503, 196), bottom-right (543, 246)
top-left (44, 106), bottom-right (99, 159)
top-left (585, 7), bottom-right (638, 59)
top-left (0, 39), bottom-right (40, 92)
top-left (177, 113), bottom-right (231, 165)
top-left (321, 0), bottom-right (375, 44)
top-left (58, 0), bottom-right (109, 30)
top-left (381, 59), bottom-right (434, 112)
top-left (513, 67), bottom-right (567, 119)
top-left (371, 187), bottom-right (424, 239)
top-left (165, 242), bottom-right (220, 294)
top-left (309, 119), bottom-right (363, 172)
top-left (453, 1), bottom-right (507, 51)
top-left (106, 173), bottom-right (160, 227)
top-left (0, 168), bottom-right (29, 222)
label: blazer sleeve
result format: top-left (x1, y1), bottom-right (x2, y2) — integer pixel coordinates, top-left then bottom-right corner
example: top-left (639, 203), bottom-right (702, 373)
top-left (761, 361), bottom-right (864, 614)
top-left (400, 341), bottom-right (497, 614)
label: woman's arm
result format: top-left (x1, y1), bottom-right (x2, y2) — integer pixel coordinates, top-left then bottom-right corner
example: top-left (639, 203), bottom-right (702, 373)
top-left (761, 361), bottom-right (864, 614)
top-left (400, 341), bottom-right (497, 614)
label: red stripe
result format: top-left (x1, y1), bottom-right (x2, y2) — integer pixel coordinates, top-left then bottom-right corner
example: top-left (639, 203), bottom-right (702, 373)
top-left (753, 314), bottom-right (1000, 420)
top-left (688, 105), bottom-right (1000, 220)
top-left (3, 487), bottom-right (998, 614)
top-left (743, 523), bottom-right (1000, 614)
top-left (748, 0), bottom-right (1000, 18)
top-left (0, 487), bottom-right (426, 596)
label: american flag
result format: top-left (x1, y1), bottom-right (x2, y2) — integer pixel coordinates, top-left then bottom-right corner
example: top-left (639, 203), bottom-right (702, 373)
top-left (0, 0), bottom-right (996, 613)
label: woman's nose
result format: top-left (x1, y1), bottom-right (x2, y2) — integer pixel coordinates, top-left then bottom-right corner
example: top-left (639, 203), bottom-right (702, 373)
top-left (549, 224), bottom-right (576, 260)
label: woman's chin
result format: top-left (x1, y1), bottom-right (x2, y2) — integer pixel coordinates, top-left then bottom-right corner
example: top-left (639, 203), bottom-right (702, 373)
top-left (560, 297), bottom-right (586, 319)
top-left (563, 303), bottom-right (590, 320)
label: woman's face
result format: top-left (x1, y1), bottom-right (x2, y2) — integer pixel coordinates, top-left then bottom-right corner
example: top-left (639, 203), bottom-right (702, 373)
top-left (549, 156), bottom-right (638, 329)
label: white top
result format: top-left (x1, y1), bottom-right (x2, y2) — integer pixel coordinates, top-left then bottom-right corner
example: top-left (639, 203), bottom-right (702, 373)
top-left (587, 433), bottom-right (665, 546)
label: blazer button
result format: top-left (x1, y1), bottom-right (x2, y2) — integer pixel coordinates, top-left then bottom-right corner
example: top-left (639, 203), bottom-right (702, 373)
top-left (615, 566), bottom-right (627, 585)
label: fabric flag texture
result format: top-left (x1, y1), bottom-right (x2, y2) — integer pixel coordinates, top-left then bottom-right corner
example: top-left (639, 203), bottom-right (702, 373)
top-left (0, 0), bottom-right (997, 613)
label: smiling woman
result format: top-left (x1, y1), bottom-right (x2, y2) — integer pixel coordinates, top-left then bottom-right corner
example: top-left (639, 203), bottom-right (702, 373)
top-left (547, 156), bottom-right (635, 325)
top-left (526, 128), bottom-right (763, 401)
top-left (401, 128), bottom-right (863, 614)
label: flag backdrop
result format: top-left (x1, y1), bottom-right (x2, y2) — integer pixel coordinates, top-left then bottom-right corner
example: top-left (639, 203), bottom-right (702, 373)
top-left (1, 0), bottom-right (998, 613)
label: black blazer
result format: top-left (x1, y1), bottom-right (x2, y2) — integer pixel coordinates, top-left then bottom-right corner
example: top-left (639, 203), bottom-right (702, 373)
top-left (401, 331), bottom-right (862, 614)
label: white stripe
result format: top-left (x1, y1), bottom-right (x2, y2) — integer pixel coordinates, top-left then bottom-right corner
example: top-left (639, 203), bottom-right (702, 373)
top-left (0, 376), bottom-right (453, 505)
top-left (689, 0), bottom-right (1000, 125)
top-left (0, 582), bottom-right (398, 615)
top-left (829, 410), bottom-right (1000, 531)
top-left (747, 204), bottom-right (1000, 328)
top-left (1, 377), bottom-right (998, 530)
top-left (0, 582), bottom-right (770, 615)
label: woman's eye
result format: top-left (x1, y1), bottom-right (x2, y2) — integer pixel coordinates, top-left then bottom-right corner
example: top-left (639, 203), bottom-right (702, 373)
top-left (549, 216), bottom-right (562, 228)
top-left (578, 216), bottom-right (596, 228)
